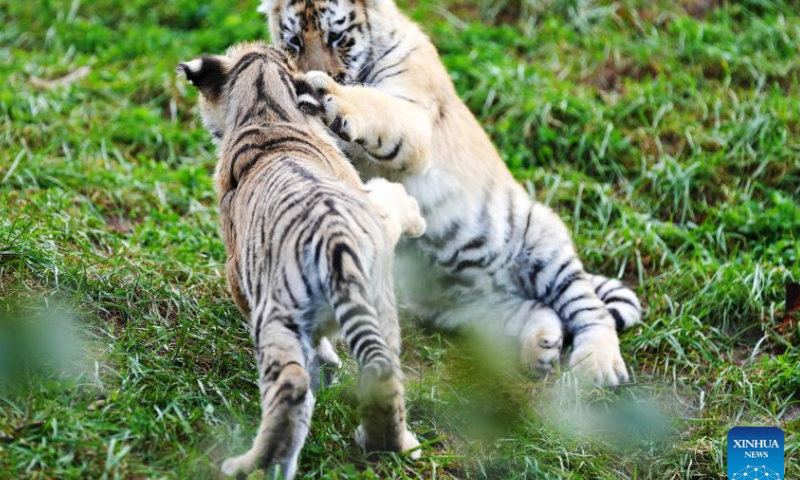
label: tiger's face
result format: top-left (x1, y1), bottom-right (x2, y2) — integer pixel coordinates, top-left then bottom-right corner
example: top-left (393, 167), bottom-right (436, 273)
top-left (259, 0), bottom-right (379, 84)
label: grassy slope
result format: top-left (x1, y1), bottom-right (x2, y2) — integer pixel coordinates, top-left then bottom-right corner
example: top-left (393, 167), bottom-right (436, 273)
top-left (0, 0), bottom-right (798, 478)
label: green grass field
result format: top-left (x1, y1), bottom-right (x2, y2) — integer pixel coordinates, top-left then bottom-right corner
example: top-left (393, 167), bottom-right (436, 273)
top-left (1, 0), bottom-right (799, 478)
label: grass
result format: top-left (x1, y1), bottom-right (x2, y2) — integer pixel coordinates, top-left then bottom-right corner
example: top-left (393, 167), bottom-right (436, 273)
top-left (0, 0), bottom-right (798, 478)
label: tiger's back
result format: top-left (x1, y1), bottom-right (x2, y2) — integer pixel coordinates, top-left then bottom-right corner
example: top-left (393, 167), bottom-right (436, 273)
top-left (179, 42), bottom-right (423, 479)
top-left (218, 121), bottom-right (383, 323)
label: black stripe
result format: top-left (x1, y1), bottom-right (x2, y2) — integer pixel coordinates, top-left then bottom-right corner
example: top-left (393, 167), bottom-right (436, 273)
top-left (556, 293), bottom-right (593, 317)
top-left (254, 313), bottom-right (266, 349)
top-left (459, 235), bottom-right (487, 252)
top-left (526, 260), bottom-right (545, 297)
top-left (278, 68), bottom-right (297, 102)
top-left (599, 285), bottom-right (628, 300)
top-left (543, 256), bottom-right (577, 299)
top-left (228, 137), bottom-right (330, 189)
top-left (349, 328), bottom-right (381, 352)
top-left (253, 69), bottom-right (291, 122)
top-left (594, 277), bottom-right (612, 296)
top-left (565, 306), bottom-right (602, 324)
top-left (342, 318), bottom-right (375, 339)
top-left (232, 127), bottom-right (267, 147)
top-left (269, 379), bottom-right (308, 407)
top-left (372, 69), bottom-right (407, 84)
top-left (427, 220), bottom-right (461, 249)
top-left (330, 241), bottom-right (364, 280)
top-left (552, 257), bottom-right (577, 286)
top-left (453, 253), bottom-right (497, 273)
top-left (571, 322), bottom-right (604, 337)
top-left (262, 360), bottom-right (281, 382)
top-left (361, 345), bottom-right (390, 366)
top-left (353, 336), bottom-right (382, 358)
top-left (273, 194), bottom-right (321, 251)
top-left (356, 39), bottom-right (401, 84)
top-left (227, 52), bottom-right (268, 88)
top-left (281, 270), bottom-right (300, 308)
top-left (546, 271), bottom-right (582, 304)
top-left (604, 296), bottom-right (640, 310)
top-left (365, 48), bottom-right (418, 84)
top-left (338, 305), bottom-right (370, 326)
top-left (368, 139), bottom-right (403, 161)
top-left (609, 309), bottom-right (626, 332)
top-left (359, 343), bottom-right (385, 364)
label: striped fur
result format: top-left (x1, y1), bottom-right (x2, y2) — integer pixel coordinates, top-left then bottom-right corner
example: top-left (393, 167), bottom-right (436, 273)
top-left (589, 274), bottom-right (642, 332)
top-left (179, 42), bottom-right (424, 478)
top-left (260, 1), bottom-right (644, 386)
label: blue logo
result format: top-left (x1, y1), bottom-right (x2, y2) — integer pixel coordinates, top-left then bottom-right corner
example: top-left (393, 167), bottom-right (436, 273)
top-left (727, 427), bottom-right (784, 479)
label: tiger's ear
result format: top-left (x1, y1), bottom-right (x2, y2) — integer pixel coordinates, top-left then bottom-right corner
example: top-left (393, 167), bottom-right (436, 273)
top-left (177, 56), bottom-right (228, 101)
top-left (256, 0), bottom-right (280, 14)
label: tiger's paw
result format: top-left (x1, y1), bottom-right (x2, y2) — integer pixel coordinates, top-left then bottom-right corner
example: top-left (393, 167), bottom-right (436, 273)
top-left (391, 185), bottom-right (426, 238)
top-left (365, 178), bottom-right (426, 240)
top-left (568, 327), bottom-right (629, 387)
top-left (400, 429), bottom-right (422, 459)
top-left (354, 425), bottom-right (422, 460)
top-left (221, 451), bottom-right (255, 478)
top-left (521, 321), bottom-right (563, 375)
top-left (304, 71), bottom-right (363, 143)
top-left (222, 451), bottom-right (297, 480)
top-left (402, 203), bottom-right (426, 239)
top-left (304, 70), bottom-right (338, 94)
top-left (518, 305), bottom-right (563, 375)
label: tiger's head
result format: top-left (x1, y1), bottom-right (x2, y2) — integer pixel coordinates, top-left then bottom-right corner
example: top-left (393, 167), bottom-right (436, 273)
top-left (259, 0), bottom-right (399, 84)
top-left (178, 42), bottom-right (325, 140)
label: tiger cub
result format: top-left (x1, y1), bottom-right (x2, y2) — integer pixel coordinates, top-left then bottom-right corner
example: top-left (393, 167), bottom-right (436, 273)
top-left (178, 42), bottom-right (424, 478)
top-left (258, 0), bottom-right (643, 386)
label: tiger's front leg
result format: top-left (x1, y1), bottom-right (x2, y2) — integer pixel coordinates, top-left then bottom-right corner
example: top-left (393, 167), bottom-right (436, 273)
top-left (303, 71), bottom-right (432, 174)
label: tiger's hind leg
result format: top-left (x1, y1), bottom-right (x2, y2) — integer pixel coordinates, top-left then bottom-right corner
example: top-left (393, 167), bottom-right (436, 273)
top-left (330, 285), bottom-right (420, 459)
top-left (339, 299), bottom-right (420, 459)
top-left (355, 367), bottom-right (421, 460)
top-left (221, 315), bottom-right (313, 480)
top-left (360, 249), bottom-right (421, 459)
top-left (510, 203), bottom-right (629, 386)
top-left (588, 274), bottom-right (643, 331)
top-left (513, 276), bottom-right (641, 376)
top-left (360, 179), bottom-right (423, 457)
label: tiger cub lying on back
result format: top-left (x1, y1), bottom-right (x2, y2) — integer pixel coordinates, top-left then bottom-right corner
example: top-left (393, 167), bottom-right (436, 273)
top-left (178, 42), bottom-right (424, 479)
top-left (259, 0), bottom-right (643, 386)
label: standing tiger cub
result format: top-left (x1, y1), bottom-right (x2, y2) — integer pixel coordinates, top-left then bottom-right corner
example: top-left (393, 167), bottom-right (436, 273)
top-left (259, 0), bottom-right (643, 386)
top-left (179, 42), bottom-right (424, 479)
